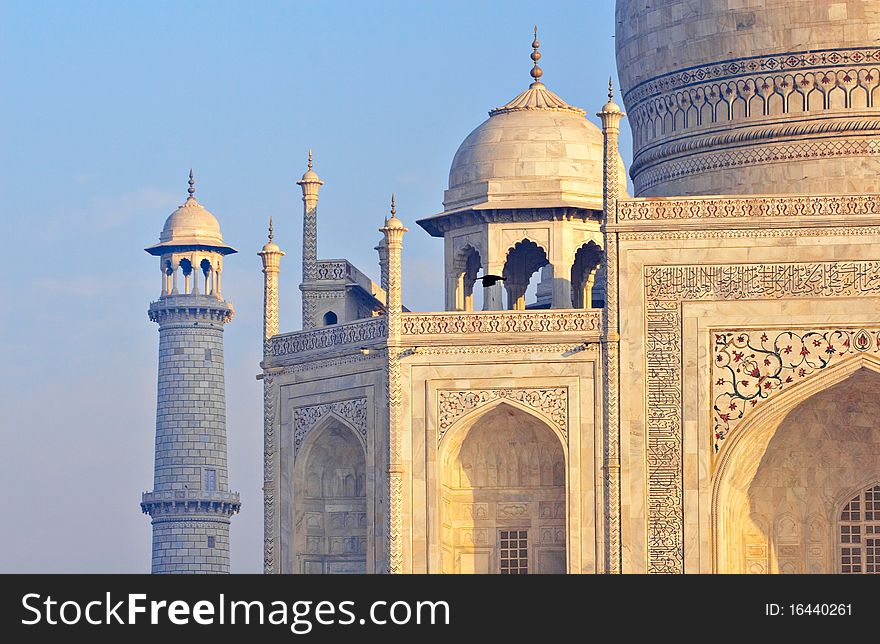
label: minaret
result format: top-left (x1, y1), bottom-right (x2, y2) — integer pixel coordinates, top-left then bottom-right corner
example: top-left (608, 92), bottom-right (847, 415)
top-left (375, 235), bottom-right (389, 293)
top-left (258, 217), bottom-right (285, 343)
top-left (297, 150), bottom-right (323, 330)
top-left (380, 194), bottom-right (407, 573)
top-left (142, 171), bottom-right (241, 574)
top-left (598, 80), bottom-right (624, 575)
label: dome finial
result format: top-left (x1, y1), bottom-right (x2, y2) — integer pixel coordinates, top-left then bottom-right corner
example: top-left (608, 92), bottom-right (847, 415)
top-left (308, 148), bottom-right (313, 171)
top-left (390, 193), bottom-right (396, 216)
top-left (187, 169), bottom-right (195, 198)
top-left (530, 26), bottom-right (543, 86)
top-left (608, 77), bottom-right (614, 101)
top-left (268, 216), bottom-right (274, 242)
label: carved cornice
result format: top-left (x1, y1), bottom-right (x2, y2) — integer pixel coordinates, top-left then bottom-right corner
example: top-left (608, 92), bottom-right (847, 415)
top-left (619, 225), bottom-right (880, 241)
top-left (407, 343), bottom-right (595, 356)
top-left (268, 317), bottom-right (387, 358)
top-left (401, 310), bottom-right (602, 335)
top-left (417, 207), bottom-right (600, 238)
top-left (278, 352), bottom-right (382, 375)
top-left (618, 194), bottom-right (880, 222)
top-left (267, 311), bottom-right (602, 365)
top-left (148, 296), bottom-right (234, 326)
top-left (141, 490), bottom-right (241, 517)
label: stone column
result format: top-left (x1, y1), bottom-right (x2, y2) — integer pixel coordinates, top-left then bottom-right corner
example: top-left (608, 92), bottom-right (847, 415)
top-left (482, 262), bottom-right (505, 311)
top-left (598, 80), bottom-right (624, 574)
top-left (380, 197), bottom-right (407, 574)
top-left (505, 280), bottom-right (527, 310)
top-left (297, 150), bottom-right (323, 330)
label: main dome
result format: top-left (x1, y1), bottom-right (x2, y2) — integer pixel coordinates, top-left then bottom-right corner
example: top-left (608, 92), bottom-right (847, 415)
top-left (616, 0), bottom-right (880, 197)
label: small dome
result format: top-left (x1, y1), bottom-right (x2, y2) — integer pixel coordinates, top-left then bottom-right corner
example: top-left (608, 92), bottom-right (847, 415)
top-left (159, 196), bottom-right (225, 246)
top-left (443, 90), bottom-right (627, 213)
top-left (146, 194), bottom-right (237, 256)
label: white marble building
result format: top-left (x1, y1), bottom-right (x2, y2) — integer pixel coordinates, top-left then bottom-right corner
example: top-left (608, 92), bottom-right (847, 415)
top-left (255, 3), bottom-right (880, 574)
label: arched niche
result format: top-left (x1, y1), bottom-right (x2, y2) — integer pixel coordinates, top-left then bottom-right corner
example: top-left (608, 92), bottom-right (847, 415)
top-left (501, 239), bottom-right (549, 310)
top-left (713, 359), bottom-right (880, 573)
top-left (451, 245), bottom-right (482, 311)
top-left (294, 417), bottom-right (367, 574)
top-left (570, 241), bottom-right (603, 309)
top-left (438, 402), bottom-right (566, 574)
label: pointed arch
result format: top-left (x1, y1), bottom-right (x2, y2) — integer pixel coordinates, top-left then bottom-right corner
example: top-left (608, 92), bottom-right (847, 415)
top-left (451, 244), bottom-right (482, 312)
top-left (712, 355), bottom-right (880, 573)
top-left (297, 409), bottom-right (366, 461)
top-left (293, 413), bottom-right (367, 574)
top-left (570, 241), bottom-right (603, 309)
top-left (502, 239), bottom-right (549, 310)
top-left (438, 401), bottom-right (567, 574)
top-left (439, 397), bottom-right (568, 460)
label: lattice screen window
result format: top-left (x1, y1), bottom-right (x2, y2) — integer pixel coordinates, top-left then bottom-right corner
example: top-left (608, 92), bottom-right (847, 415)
top-left (499, 530), bottom-right (528, 574)
top-left (840, 484), bottom-right (880, 574)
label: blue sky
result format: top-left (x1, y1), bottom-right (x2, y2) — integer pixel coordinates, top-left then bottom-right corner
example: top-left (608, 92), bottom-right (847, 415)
top-left (0, 1), bottom-right (627, 572)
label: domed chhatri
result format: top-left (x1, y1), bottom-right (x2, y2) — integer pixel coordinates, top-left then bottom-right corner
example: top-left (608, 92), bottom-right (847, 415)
top-left (428, 27), bottom-right (627, 223)
top-left (616, 0), bottom-right (880, 197)
top-left (146, 170), bottom-right (237, 255)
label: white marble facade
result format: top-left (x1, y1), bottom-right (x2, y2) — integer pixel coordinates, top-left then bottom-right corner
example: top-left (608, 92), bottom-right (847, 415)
top-left (259, 4), bottom-right (880, 574)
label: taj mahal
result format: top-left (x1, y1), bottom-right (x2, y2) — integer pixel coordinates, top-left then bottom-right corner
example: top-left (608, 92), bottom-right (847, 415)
top-left (141, 1), bottom-right (880, 574)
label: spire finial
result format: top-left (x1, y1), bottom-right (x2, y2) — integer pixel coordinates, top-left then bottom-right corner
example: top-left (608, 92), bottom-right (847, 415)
top-left (308, 148), bottom-right (313, 171)
top-left (608, 77), bottom-right (614, 101)
top-left (187, 169), bottom-right (195, 198)
top-left (268, 217), bottom-right (274, 242)
top-left (530, 25), bottom-right (543, 85)
top-left (390, 193), bottom-right (396, 216)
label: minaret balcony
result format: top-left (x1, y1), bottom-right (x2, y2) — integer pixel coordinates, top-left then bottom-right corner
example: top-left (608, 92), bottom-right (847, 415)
top-left (141, 490), bottom-right (242, 517)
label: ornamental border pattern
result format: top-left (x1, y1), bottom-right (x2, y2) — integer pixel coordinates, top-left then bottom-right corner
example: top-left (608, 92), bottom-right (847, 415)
top-left (631, 119), bottom-right (880, 175)
top-left (710, 327), bottom-right (880, 470)
top-left (634, 136), bottom-right (880, 194)
top-left (644, 261), bottom-right (880, 574)
top-left (408, 343), bottom-right (596, 356)
top-left (624, 47), bottom-right (880, 150)
top-left (315, 260), bottom-right (349, 281)
top-left (624, 47), bottom-right (880, 106)
top-left (401, 311), bottom-right (602, 335)
top-left (293, 398), bottom-right (368, 456)
top-left (262, 374), bottom-right (277, 574)
top-left (618, 194), bottom-right (880, 222)
top-left (268, 317), bottom-right (387, 357)
top-left (618, 226), bottom-right (880, 242)
top-left (437, 388), bottom-right (568, 444)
